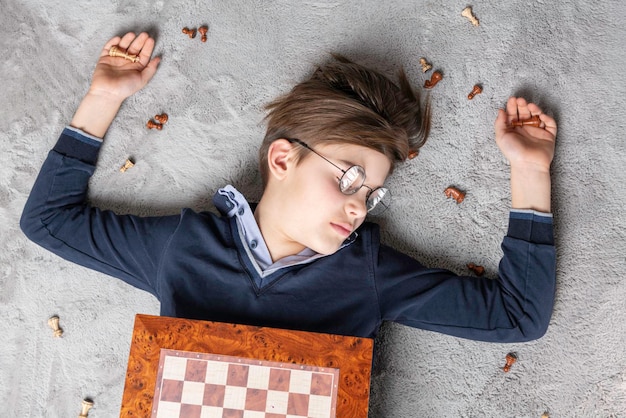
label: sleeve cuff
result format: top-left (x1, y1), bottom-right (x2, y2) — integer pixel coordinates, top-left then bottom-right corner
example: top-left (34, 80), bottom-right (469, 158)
top-left (507, 209), bottom-right (554, 245)
top-left (52, 126), bottom-right (103, 165)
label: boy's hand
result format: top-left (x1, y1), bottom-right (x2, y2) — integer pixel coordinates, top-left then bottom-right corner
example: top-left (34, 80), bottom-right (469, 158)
top-left (70, 32), bottom-right (160, 138)
top-left (88, 32), bottom-right (161, 102)
top-left (494, 97), bottom-right (558, 212)
top-left (494, 97), bottom-right (557, 173)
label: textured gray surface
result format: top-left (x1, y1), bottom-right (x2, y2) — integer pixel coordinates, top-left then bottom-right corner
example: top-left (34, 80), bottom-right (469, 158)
top-left (1, 1), bottom-right (625, 417)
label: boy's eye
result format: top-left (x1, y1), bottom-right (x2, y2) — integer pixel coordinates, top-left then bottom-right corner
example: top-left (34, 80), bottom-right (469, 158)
top-left (339, 166), bottom-right (365, 194)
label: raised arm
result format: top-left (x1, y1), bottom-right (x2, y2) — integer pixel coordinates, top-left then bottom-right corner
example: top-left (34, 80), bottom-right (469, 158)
top-left (20, 32), bottom-right (177, 296)
top-left (374, 97), bottom-right (558, 343)
top-left (71, 32), bottom-right (160, 138)
top-left (494, 97), bottom-right (557, 212)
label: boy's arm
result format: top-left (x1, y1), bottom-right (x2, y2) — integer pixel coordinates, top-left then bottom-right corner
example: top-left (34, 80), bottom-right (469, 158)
top-left (374, 97), bottom-right (557, 342)
top-left (20, 33), bottom-right (174, 295)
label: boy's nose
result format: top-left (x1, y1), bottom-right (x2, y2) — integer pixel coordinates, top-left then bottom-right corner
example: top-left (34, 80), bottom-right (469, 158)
top-left (345, 192), bottom-right (368, 218)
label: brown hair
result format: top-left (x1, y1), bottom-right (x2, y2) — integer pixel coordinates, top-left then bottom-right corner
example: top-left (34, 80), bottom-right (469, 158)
top-left (259, 54), bottom-right (431, 185)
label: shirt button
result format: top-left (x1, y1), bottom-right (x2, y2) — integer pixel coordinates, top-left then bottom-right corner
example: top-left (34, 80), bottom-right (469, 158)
top-left (250, 240), bottom-right (258, 249)
top-left (238, 207), bottom-right (244, 216)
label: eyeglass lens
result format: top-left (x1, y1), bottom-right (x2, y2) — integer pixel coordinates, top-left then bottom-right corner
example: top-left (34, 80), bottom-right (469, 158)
top-left (339, 166), bottom-right (365, 194)
top-left (338, 167), bottom-right (390, 214)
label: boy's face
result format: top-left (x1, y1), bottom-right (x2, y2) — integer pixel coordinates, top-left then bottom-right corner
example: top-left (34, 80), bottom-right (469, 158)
top-left (277, 141), bottom-right (391, 256)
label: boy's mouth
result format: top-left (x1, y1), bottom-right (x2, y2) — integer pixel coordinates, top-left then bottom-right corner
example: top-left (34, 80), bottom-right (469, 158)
top-left (330, 222), bottom-right (352, 238)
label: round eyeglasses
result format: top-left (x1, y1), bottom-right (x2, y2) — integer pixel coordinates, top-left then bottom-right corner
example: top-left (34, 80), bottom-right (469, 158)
top-left (288, 138), bottom-right (391, 215)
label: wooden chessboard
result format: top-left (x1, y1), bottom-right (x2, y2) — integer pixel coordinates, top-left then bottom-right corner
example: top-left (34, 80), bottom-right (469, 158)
top-left (120, 315), bottom-right (373, 417)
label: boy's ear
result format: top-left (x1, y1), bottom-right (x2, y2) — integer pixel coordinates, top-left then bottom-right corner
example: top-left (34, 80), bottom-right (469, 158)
top-left (266, 139), bottom-right (295, 181)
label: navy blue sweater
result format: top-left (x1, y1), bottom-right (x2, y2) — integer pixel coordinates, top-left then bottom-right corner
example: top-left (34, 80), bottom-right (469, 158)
top-left (20, 128), bottom-right (556, 341)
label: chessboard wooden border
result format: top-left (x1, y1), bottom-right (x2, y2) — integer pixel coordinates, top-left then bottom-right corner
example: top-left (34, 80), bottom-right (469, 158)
top-left (120, 314), bottom-right (374, 417)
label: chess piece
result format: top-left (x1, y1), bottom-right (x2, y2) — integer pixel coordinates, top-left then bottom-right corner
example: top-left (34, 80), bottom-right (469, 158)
top-left (79, 399), bottom-right (94, 417)
top-left (424, 71), bottom-right (443, 89)
top-left (419, 57), bottom-right (432, 73)
top-left (510, 115), bottom-right (541, 127)
top-left (182, 27), bottom-right (197, 39)
top-left (48, 316), bottom-right (63, 337)
top-left (146, 120), bottom-right (163, 130)
top-left (199, 26), bottom-right (208, 42)
top-left (467, 263), bottom-right (485, 276)
top-left (444, 186), bottom-right (465, 204)
top-left (408, 150), bottom-right (419, 159)
top-left (503, 352), bottom-right (517, 372)
top-left (108, 45), bottom-right (140, 63)
top-left (154, 113), bottom-right (169, 124)
top-left (119, 159), bottom-right (135, 173)
top-left (461, 6), bottom-right (480, 26)
top-left (468, 85), bottom-right (483, 100)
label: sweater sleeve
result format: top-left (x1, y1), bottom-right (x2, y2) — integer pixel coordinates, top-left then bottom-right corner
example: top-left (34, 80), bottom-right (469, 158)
top-left (19, 128), bottom-right (182, 297)
top-left (373, 212), bottom-right (556, 343)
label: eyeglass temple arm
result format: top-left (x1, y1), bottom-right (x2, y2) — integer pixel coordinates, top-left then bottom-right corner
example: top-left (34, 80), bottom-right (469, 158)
top-left (286, 138), bottom-right (347, 174)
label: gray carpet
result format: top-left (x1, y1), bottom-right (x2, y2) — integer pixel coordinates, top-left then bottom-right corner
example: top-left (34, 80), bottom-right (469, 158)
top-left (2, 1), bottom-right (625, 417)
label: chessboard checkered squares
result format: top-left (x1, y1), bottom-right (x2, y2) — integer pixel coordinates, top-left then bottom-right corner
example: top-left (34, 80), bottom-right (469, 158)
top-left (153, 350), bottom-right (338, 418)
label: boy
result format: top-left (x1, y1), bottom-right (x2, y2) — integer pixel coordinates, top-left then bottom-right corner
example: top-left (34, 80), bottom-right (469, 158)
top-left (21, 32), bottom-right (557, 342)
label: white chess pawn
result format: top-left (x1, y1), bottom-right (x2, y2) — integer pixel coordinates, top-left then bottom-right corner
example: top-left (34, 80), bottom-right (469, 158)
top-left (119, 158), bottom-right (135, 172)
top-left (48, 316), bottom-right (63, 337)
top-left (79, 399), bottom-right (94, 417)
top-left (461, 6), bottom-right (479, 26)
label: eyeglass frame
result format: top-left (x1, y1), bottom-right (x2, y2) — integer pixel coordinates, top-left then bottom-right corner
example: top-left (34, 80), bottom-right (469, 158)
top-left (286, 138), bottom-right (390, 214)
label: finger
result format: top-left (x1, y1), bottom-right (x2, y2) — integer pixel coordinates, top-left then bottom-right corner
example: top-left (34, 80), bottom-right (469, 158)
top-left (527, 102), bottom-right (543, 116)
top-left (127, 32), bottom-right (150, 55)
top-left (118, 32), bottom-right (138, 50)
top-left (526, 102), bottom-right (546, 128)
top-left (494, 108), bottom-right (509, 139)
top-left (136, 36), bottom-right (156, 65)
top-left (526, 102), bottom-right (557, 137)
top-left (516, 97), bottom-right (531, 120)
top-left (539, 113), bottom-right (558, 138)
top-left (101, 36), bottom-right (122, 57)
top-left (141, 56), bottom-right (161, 85)
top-left (505, 97), bottom-right (518, 121)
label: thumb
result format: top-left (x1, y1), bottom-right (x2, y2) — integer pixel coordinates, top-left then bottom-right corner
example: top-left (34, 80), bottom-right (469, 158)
top-left (140, 56), bottom-right (161, 85)
top-left (494, 108), bottom-right (508, 140)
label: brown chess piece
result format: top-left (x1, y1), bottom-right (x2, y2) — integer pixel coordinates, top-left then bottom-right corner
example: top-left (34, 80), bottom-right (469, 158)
top-left (503, 352), bottom-right (517, 372)
top-left (468, 85), bottom-right (482, 100)
top-left (182, 27), bottom-right (197, 38)
top-left (146, 120), bottom-right (163, 130)
top-left (154, 113), bottom-right (168, 124)
top-left (444, 186), bottom-right (465, 204)
top-left (467, 263), bottom-right (485, 276)
top-left (199, 26), bottom-right (208, 42)
top-left (510, 115), bottom-right (541, 127)
top-left (424, 71), bottom-right (443, 89)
